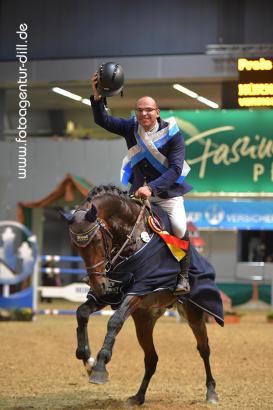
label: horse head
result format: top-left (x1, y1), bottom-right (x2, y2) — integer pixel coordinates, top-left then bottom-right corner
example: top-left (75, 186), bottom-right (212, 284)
top-left (61, 185), bottom-right (147, 298)
top-left (61, 203), bottom-right (113, 297)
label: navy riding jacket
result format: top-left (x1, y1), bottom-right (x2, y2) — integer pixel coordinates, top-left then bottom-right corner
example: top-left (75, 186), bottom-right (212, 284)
top-left (90, 97), bottom-right (192, 199)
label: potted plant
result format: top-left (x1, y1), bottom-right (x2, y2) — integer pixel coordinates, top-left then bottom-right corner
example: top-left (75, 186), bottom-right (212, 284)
top-left (224, 310), bottom-right (242, 324)
top-left (266, 311), bottom-right (273, 323)
top-left (206, 310), bottom-right (242, 324)
top-left (0, 308), bottom-right (34, 321)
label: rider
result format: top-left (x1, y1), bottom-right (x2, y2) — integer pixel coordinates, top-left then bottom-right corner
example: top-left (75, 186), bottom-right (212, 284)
top-left (89, 64), bottom-right (192, 294)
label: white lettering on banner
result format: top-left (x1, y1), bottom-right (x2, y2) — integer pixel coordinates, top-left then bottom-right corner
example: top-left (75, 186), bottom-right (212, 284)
top-left (184, 124), bottom-right (273, 180)
top-left (253, 163), bottom-right (265, 181)
top-left (226, 214), bottom-right (273, 223)
top-left (187, 212), bottom-right (202, 223)
top-left (38, 283), bottom-right (89, 302)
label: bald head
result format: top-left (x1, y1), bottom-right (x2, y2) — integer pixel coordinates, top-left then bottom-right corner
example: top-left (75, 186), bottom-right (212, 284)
top-left (136, 96), bottom-right (158, 109)
top-left (135, 96), bottom-right (160, 131)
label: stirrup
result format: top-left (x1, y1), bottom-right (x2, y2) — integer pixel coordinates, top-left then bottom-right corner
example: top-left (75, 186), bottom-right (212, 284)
top-left (173, 274), bottom-right (190, 295)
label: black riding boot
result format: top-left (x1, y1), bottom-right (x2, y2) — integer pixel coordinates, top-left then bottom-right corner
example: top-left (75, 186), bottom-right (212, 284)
top-left (174, 231), bottom-right (191, 295)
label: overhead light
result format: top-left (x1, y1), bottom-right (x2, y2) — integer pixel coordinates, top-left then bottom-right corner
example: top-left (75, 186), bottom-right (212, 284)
top-left (252, 275), bottom-right (263, 281)
top-left (52, 87), bottom-right (92, 107)
top-left (197, 96), bottom-right (219, 109)
top-left (173, 84), bottom-right (198, 99)
top-left (52, 87), bottom-right (82, 101)
top-left (81, 98), bottom-right (91, 106)
top-left (172, 83), bottom-right (219, 109)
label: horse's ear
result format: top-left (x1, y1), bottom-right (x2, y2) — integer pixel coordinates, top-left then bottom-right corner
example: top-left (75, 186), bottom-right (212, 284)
top-left (85, 204), bottom-right (97, 222)
top-left (60, 211), bottom-right (75, 225)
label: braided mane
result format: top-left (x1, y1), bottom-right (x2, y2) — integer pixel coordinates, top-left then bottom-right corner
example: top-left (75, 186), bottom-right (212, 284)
top-left (87, 184), bottom-right (129, 201)
top-left (86, 185), bottom-right (138, 228)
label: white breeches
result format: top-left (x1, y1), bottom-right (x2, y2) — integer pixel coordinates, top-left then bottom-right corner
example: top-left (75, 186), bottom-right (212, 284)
top-left (151, 196), bottom-right (187, 238)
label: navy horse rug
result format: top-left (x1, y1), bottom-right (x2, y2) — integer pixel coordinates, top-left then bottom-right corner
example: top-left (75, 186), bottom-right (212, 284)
top-left (87, 204), bottom-right (224, 326)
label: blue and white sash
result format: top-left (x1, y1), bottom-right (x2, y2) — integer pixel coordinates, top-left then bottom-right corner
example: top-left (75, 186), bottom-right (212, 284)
top-left (120, 117), bottom-right (190, 186)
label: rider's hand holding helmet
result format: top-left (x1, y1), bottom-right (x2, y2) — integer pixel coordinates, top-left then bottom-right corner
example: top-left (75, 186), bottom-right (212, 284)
top-left (92, 62), bottom-right (124, 101)
top-left (91, 74), bottom-right (102, 101)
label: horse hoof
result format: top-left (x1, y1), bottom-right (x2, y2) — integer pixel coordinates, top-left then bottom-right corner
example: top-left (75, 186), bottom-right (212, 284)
top-left (125, 395), bottom-right (144, 407)
top-left (89, 369), bottom-right (109, 384)
top-left (206, 392), bottom-right (219, 404)
top-left (84, 357), bottom-right (95, 376)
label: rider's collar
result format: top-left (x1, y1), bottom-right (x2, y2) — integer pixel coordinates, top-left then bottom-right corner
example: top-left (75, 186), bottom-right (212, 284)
top-left (145, 121), bottom-right (159, 135)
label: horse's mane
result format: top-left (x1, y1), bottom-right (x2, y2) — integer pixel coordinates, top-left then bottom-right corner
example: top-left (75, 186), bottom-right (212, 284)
top-left (86, 185), bottom-right (138, 226)
top-left (87, 184), bottom-right (129, 202)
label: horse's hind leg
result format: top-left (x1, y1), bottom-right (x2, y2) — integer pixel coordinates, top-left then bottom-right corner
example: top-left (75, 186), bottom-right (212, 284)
top-left (76, 299), bottom-right (103, 375)
top-left (126, 309), bottom-right (163, 407)
top-left (182, 302), bottom-right (219, 404)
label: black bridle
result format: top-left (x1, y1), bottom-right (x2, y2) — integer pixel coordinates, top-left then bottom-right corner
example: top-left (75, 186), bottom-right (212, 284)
top-left (69, 203), bottom-right (146, 277)
top-left (70, 216), bottom-right (113, 276)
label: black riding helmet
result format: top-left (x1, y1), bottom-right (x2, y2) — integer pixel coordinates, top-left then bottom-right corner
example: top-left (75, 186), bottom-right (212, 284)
top-left (96, 62), bottom-right (124, 97)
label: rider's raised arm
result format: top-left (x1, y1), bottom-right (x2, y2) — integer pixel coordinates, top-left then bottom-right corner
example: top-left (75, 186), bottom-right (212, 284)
top-left (90, 73), bottom-right (132, 137)
top-left (90, 96), bottom-right (132, 137)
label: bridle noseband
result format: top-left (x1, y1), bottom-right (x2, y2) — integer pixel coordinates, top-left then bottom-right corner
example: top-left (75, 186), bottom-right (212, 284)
top-left (69, 212), bottom-right (113, 276)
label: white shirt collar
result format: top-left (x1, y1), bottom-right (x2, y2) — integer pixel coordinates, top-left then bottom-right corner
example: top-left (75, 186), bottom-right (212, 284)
top-left (146, 121), bottom-right (159, 135)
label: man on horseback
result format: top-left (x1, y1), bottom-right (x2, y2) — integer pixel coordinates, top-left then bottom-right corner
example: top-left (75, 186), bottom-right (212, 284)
top-left (90, 64), bottom-right (192, 294)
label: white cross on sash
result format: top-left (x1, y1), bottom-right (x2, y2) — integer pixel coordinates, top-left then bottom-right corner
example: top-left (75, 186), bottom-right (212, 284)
top-left (120, 117), bottom-right (190, 186)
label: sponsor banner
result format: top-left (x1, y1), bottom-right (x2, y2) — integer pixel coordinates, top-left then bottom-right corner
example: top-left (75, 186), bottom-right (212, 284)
top-left (185, 199), bottom-right (273, 230)
top-left (161, 110), bottom-right (273, 194)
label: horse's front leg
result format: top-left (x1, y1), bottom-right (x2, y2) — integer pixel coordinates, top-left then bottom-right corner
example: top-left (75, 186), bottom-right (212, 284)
top-left (76, 299), bottom-right (104, 375)
top-left (90, 295), bottom-right (141, 384)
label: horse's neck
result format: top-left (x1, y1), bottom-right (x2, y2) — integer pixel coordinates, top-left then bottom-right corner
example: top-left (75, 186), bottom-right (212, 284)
top-left (96, 196), bottom-right (140, 240)
top-left (96, 196), bottom-right (150, 259)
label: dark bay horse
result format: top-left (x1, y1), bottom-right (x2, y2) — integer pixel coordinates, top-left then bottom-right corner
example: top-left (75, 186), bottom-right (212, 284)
top-left (62, 185), bottom-right (220, 406)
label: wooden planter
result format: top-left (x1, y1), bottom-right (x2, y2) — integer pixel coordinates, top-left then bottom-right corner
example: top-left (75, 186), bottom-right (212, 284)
top-left (207, 314), bottom-right (241, 324)
top-left (224, 315), bottom-right (241, 324)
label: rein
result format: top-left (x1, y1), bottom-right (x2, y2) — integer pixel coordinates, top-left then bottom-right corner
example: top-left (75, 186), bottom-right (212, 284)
top-left (110, 202), bottom-right (146, 266)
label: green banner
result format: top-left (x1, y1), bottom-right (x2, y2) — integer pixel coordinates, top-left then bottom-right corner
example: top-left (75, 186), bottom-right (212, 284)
top-left (161, 110), bottom-right (273, 194)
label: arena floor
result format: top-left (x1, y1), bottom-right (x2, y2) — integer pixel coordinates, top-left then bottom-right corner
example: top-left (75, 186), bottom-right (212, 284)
top-left (1, 305), bottom-right (273, 410)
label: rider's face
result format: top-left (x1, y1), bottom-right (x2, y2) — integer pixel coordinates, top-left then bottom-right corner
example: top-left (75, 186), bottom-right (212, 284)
top-left (135, 97), bottom-right (160, 132)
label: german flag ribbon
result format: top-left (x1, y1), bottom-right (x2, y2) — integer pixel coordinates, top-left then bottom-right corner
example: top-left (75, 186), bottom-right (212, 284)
top-left (148, 216), bottom-right (189, 262)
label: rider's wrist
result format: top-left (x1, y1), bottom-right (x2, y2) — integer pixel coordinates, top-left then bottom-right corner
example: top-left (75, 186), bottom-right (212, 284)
top-left (147, 185), bottom-right (153, 195)
top-left (91, 94), bottom-right (102, 102)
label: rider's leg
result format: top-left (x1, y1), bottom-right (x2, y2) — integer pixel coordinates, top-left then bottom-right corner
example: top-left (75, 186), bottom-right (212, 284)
top-left (174, 229), bottom-right (191, 295)
top-left (151, 196), bottom-right (190, 294)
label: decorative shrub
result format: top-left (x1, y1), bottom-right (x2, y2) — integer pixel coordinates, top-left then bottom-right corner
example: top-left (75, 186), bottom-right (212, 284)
top-left (0, 308), bottom-right (34, 321)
